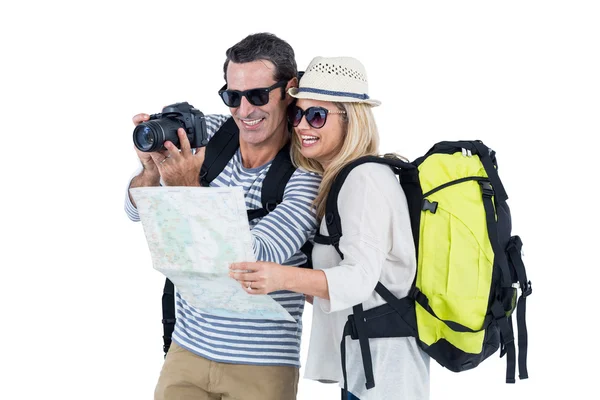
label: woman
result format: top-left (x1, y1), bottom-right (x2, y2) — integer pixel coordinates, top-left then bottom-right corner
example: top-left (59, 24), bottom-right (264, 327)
top-left (229, 56), bottom-right (430, 400)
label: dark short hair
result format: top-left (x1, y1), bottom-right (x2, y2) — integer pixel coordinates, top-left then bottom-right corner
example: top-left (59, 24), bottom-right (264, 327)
top-left (223, 33), bottom-right (297, 83)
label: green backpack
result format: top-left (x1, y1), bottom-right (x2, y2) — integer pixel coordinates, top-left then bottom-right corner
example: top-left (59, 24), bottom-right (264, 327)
top-left (313, 140), bottom-right (531, 394)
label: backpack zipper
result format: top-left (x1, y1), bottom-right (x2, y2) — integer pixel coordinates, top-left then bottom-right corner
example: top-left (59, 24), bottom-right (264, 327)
top-left (422, 176), bottom-right (488, 198)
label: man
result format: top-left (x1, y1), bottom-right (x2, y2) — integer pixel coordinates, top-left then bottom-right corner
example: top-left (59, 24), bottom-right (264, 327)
top-left (124, 33), bottom-right (320, 400)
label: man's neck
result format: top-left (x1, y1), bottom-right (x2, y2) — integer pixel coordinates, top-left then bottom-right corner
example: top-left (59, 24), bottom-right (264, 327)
top-left (239, 130), bottom-right (290, 169)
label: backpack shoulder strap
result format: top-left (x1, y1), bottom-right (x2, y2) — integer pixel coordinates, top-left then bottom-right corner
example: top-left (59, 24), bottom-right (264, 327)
top-left (161, 278), bottom-right (176, 357)
top-left (314, 155), bottom-right (415, 392)
top-left (199, 117), bottom-right (239, 186)
top-left (247, 143), bottom-right (296, 221)
top-left (163, 118), bottom-right (239, 356)
top-left (313, 155), bottom-right (415, 258)
top-left (246, 144), bottom-right (316, 269)
top-left (262, 143), bottom-right (296, 207)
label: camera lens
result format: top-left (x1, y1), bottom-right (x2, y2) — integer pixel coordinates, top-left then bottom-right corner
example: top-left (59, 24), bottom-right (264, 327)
top-left (134, 126), bottom-right (155, 151)
top-left (133, 118), bottom-right (184, 152)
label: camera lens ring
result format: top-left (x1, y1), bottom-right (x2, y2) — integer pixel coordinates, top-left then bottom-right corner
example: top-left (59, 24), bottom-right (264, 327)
top-left (155, 121), bottom-right (166, 150)
top-left (133, 120), bottom-right (170, 152)
top-left (133, 124), bottom-right (155, 152)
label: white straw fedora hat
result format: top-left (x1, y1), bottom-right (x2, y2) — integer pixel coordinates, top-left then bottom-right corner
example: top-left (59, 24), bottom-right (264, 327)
top-left (288, 56), bottom-right (381, 107)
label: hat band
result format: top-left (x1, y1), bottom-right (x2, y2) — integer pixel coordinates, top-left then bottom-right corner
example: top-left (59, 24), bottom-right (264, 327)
top-left (297, 87), bottom-right (370, 100)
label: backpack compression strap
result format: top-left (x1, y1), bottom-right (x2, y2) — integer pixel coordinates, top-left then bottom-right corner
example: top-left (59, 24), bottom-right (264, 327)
top-left (506, 235), bottom-right (531, 380)
top-left (479, 177), bottom-right (521, 383)
top-left (459, 140), bottom-right (522, 382)
top-left (466, 141), bottom-right (528, 383)
top-left (314, 155), bottom-right (415, 393)
top-left (466, 142), bottom-right (529, 383)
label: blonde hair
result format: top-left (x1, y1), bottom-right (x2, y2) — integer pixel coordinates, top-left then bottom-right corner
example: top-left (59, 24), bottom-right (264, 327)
top-left (291, 102), bottom-right (380, 220)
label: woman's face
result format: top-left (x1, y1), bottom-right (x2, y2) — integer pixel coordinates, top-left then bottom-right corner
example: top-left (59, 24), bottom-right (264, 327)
top-left (292, 99), bottom-right (346, 169)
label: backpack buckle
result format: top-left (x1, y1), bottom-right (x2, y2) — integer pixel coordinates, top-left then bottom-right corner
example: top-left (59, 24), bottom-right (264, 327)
top-left (422, 199), bottom-right (438, 213)
top-left (329, 233), bottom-right (341, 246)
top-left (346, 315), bottom-right (359, 340)
top-left (479, 180), bottom-right (495, 197)
top-left (265, 201), bottom-right (278, 212)
top-left (521, 280), bottom-right (532, 298)
top-left (408, 286), bottom-right (421, 300)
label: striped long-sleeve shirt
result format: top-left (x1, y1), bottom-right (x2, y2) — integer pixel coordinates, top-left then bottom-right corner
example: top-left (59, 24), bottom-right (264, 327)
top-left (125, 114), bottom-right (321, 367)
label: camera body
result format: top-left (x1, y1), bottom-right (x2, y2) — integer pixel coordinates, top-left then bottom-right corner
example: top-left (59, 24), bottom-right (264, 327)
top-left (133, 102), bottom-right (208, 152)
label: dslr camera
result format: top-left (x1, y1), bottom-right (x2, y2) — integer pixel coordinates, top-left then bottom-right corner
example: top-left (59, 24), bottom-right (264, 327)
top-left (133, 102), bottom-right (208, 152)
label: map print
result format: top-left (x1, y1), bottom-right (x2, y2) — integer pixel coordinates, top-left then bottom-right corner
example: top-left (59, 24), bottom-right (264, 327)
top-left (129, 186), bottom-right (294, 322)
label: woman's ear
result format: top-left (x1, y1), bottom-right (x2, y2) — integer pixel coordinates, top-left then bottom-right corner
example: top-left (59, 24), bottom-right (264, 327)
top-left (285, 77), bottom-right (299, 106)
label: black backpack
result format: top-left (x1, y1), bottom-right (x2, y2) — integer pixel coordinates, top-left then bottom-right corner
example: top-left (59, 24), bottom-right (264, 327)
top-left (313, 141), bottom-right (531, 394)
top-left (161, 117), bottom-right (313, 355)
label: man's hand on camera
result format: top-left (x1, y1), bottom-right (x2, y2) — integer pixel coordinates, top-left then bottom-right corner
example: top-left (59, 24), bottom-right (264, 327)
top-left (150, 128), bottom-right (205, 187)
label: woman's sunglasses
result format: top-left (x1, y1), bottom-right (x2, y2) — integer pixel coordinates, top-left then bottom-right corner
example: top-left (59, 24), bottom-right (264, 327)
top-left (218, 80), bottom-right (287, 107)
top-left (288, 105), bottom-right (346, 129)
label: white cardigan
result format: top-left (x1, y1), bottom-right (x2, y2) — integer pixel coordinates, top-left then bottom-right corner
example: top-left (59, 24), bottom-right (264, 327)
top-left (303, 163), bottom-right (430, 400)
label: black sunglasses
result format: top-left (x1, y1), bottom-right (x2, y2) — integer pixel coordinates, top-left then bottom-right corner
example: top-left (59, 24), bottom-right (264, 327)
top-left (288, 105), bottom-right (346, 129)
top-left (218, 80), bottom-right (288, 107)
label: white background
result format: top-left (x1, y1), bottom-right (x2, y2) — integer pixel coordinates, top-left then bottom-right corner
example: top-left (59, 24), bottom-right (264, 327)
top-left (2, 1), bottom-right (599, 399)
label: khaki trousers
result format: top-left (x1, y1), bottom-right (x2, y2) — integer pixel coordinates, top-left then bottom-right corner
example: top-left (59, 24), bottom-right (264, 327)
top-left (154, 342), bottom-right (299, 400)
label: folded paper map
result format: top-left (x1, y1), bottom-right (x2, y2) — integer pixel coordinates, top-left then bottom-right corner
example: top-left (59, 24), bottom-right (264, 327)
top-left (129, 186), bottom-right (294, 322)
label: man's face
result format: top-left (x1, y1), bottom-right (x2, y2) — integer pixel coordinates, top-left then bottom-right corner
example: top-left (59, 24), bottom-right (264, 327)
top-left (225, 60), bottom-right (293, 147)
